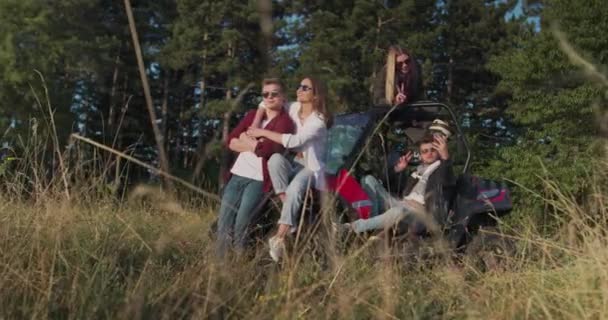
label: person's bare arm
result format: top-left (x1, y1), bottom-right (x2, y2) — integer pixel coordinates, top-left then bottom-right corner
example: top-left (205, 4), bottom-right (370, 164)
top-left (250, 105), bottom-right (266, 129)
top-left (228, 138), bottom-right (252, 153)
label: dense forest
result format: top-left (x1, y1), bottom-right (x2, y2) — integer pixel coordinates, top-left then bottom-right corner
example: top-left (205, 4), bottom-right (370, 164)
top-left (0, 0), bottom-right (605, 218)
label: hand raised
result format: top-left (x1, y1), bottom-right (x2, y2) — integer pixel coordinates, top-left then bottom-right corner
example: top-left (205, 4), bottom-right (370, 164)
top-left (395, 93), bottom-right (407, 105)
top-left (432, 135), bottom-right (449, 160)
top-left (394, 150), bottom-right (413, 172)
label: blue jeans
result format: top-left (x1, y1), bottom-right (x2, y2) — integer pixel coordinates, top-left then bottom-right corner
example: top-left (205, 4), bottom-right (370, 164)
top-left (360, 175), bottom-right (402, 217)
top-left (355, 175), bottom-right (419, 233)
top-left (352, 206), bottom-right (415, 233)
top-left (268, 154), bottom-right (316, 229)
top-left (216, 175), bottom-right (264, 257)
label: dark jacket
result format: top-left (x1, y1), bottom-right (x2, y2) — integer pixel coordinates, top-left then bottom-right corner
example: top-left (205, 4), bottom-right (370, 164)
top-left (372, 62), bottom-right (423, 106)
top-left (393, 159), bottom-right (456, 233)
top-left (224, 109), bottom-right (295, 192)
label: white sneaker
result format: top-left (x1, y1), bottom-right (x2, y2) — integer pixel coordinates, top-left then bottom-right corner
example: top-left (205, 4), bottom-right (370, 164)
top-left (268, 236), bottom-right (285, 262)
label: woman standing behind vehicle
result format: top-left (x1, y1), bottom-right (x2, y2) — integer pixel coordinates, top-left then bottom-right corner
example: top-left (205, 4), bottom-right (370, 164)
top-left (247, 77), bottom-right (332, 262)
top-left (373, 45), bottom-right (422, 107)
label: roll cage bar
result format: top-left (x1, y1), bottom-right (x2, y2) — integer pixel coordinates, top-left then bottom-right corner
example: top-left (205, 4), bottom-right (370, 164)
top-left (363, 101), bottom-right (471, 174)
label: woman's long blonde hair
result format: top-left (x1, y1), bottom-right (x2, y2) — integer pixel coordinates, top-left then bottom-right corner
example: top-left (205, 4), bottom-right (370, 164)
top-left (385, 45), bottom-right (415, 105)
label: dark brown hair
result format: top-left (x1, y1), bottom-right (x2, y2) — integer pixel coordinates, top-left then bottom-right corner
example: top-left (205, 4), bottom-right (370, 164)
top-left (304, 76), bottom-right (333, 128)
top-left (417, 133), bottom-right (435, 147)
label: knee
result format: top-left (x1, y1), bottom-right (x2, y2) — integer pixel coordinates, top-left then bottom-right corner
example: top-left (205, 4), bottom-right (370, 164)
top-left (268, 153), bottom-right (286, 170)
top-left (362, 175), bottom-right (378, 188)
top-left (216, 209), bottom-right (233, 229)
top-left (284, 180), bottom-right (310, 204)
top-left (285, 181), bottom-right (305, 200)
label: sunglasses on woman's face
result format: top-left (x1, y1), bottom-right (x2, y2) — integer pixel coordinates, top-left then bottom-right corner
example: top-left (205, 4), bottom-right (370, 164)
top-left (262, 91), bottom-right (280, 99)
top-left (396, 59), bottom-right (411, 69)
top-left (297, 84), bottom-right (313, 92)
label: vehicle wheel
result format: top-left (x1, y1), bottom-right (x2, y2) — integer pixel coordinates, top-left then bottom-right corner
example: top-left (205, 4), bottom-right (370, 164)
top-left (463, 226), bottom-right (516, 272)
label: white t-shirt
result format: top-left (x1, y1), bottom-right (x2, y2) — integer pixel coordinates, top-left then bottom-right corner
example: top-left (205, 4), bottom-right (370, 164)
top-left (230, 119), bottom-right (270, 181)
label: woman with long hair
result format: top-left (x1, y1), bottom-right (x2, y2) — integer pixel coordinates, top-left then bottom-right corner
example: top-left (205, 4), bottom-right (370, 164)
top-left (247, 76), bottom-right (332, 261)
top-left (373, 45), bottom-right (422, 106)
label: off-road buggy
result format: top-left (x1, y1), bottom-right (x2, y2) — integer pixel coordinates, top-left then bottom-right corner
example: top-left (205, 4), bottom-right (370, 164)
top-left (323, 101), bottom-right (514, 261)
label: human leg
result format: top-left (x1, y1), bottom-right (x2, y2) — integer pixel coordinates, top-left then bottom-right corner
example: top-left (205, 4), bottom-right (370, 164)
top-left (277, 168), bottom-right (315, 229)
top-left (361, 175), bottom-right (391, 217)
top-left (233, 179), bottom-right (265, 251)
top-left (269, 167), bottom-right (315, 261)
top-left (267, 154), bottom-right (296, 202)
top-left (216, 176), bottom-right (246, 257)
top-left (351, 205), bottom-right (413, 234)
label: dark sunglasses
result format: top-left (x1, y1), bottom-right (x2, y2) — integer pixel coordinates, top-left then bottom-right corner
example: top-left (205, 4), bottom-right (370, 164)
top-left (262, 91), bottom-right (280, 99)
top-left (396, 59), bottom-right (411, 68)
top-left (297, 84), bottom-right (313, 92)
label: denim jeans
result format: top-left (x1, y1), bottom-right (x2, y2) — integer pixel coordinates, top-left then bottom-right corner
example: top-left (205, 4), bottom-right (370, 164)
top-left (267, 154), bottom-right (315, 228)
top-left (216, 174), bottom-right (264, 257)
top-left (351, 206), bottom-right (416, 233)
top-left (360, 175), bottom-right (402, 217)
top-left (355, 175), bottom-right (420, 233)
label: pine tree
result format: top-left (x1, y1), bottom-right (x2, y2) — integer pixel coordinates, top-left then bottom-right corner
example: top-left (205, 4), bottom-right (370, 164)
top-left (162, 0), bottom-right (289, 186)
top-left (291, 0), bottom-right (438, 112)
top-left (0, 0), bottom-right (78, 141)
top-left (485, 0), bottom-right (607, 219)
top-left (429, 0), bottom-right (521, 149)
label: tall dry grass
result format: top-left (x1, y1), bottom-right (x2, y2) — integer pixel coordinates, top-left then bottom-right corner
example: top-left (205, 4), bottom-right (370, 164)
top-left (0, 124), bottom-right (606, 319)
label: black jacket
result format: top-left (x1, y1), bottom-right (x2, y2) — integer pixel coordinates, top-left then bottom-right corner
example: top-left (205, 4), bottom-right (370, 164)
top-left (394, 159), bottom-right (456, 233)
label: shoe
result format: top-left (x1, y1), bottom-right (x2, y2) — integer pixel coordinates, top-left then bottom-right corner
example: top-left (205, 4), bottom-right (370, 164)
top-left (268, 236), bottom-right (285, 262)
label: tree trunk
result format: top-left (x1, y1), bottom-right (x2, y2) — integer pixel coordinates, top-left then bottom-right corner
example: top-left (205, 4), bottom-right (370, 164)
top-left (370, 16), bottom-right (393, 97)
top-left (191, 76), bottom-right (209, 182)
top-left (108, 48), bottom-right (122, 135)
top-left (192, 31), bottom-right (210, 183)
top-left (219, 88), bottom-right (233, 188)
top-left (218, 43), bottom-right (235, 188)
top-left (174, 92), bottom-right (185, 165)
top-left (447, 57), bottom-right (454, 103)
top-left (161, 76), bottom-right (169, 153)
top-left (124, 0), bottom-right (173, 192)
top-left (370, 16), bottom-right (383, 95)
top-left (115, 70), bottom-right (130, 150)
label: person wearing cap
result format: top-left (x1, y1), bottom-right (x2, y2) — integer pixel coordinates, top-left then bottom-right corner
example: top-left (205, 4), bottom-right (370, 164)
top-left (428, 119), bottom-right (452, 138)
top-left (350, 125), bottom-right (456, 236)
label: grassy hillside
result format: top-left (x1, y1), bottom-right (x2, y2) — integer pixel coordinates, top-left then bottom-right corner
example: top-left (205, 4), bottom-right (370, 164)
top-left (0, 162), bottom-right (606, 319)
